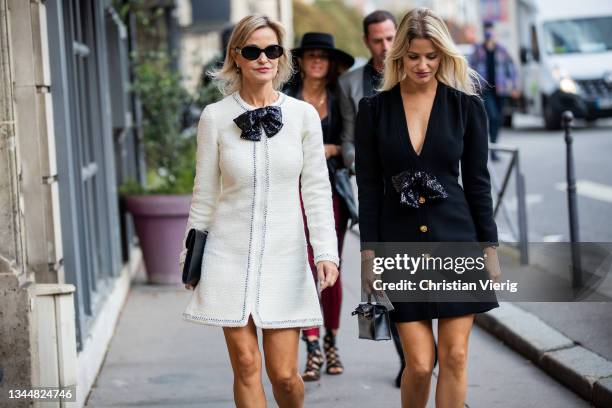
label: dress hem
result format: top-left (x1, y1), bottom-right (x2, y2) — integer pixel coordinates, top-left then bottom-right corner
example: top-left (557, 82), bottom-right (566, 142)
top-left (182, 311), bottom-right (323, 329)
top-left (390, 302), bottom-right (499, 323)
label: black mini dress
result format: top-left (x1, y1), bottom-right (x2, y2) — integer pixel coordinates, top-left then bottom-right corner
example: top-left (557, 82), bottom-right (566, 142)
top-left (355, 81), bottom-right (499, 322)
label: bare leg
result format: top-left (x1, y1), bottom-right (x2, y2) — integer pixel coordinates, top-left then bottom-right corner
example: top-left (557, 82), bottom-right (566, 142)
top-left (262, 326), bottom-right (304, 408)
top-left (396, 320), bottom-right (436, 408)
top-left (436, 314), bottom-right (475, 408)
top-left (223, 316), bottom-right (266, 408)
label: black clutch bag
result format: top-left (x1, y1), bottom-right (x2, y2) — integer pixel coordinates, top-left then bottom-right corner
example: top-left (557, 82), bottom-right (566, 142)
top-left (181, 228), bottom-right (208, 286)
top-left (351, 294), bottom-right (392, 341)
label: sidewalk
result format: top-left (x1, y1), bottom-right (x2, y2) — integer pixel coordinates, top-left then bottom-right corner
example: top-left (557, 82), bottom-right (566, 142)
top-left (474, 246), bottom-right (612, 407)
top-left (85, 232), bottom-right (589, 407)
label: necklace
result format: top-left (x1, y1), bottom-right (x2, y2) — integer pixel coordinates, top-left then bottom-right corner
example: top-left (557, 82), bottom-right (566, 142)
top-left (234, 91), bottom-right (284, 111)
top-left (303, 91), bottom-right (326, 108)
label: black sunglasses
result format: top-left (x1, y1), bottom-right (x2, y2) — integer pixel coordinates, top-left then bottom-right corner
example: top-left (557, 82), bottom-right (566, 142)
top-left (235, 45), bottom-right (284, 61)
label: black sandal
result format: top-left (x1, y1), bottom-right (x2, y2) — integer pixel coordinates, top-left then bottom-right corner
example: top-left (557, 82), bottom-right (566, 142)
top-left (301, 337), bottom-right (323, 381)
top-left (323, 332), bottom-right (344, 375)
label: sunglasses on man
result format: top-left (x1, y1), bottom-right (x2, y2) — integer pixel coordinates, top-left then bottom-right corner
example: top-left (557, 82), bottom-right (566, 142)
top-left (235, 45), bottom-right (284, 61)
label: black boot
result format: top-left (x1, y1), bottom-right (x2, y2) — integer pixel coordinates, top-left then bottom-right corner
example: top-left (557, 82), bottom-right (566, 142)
top-left (433, 339), bottom-right (438, 368)
top-left (391, 323), bottom-right (404, 388)
top-left (395, 359), bottom-right (405, 388)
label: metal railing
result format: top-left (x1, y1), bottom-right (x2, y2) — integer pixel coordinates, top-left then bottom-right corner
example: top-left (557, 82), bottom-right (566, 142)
top-left (489, 145), bottom-right (529, 264)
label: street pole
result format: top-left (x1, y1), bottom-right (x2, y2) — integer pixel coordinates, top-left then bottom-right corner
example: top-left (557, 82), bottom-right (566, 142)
top-left (562, 111), bottom-right (582, 289)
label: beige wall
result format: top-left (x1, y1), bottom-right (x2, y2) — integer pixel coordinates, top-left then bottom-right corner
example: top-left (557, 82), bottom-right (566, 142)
top-left (0, 0), bottom-right (53, 401)
top-left (1, 2), bottom-right (148, 406)
top-left (230, 0), bottom-right (293, 46)
top-left (4, 0), bottom-right (63, 285)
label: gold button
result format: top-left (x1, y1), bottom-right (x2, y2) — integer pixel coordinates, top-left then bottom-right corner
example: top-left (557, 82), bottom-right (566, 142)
top-left (418, 196), bottom-right (426, 204)
top-left (420, 225), bottom-right (428, 233)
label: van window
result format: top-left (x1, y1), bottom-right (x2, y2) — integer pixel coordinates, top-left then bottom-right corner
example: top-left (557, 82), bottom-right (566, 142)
top-left (544, 17), bottom-right (612, 54)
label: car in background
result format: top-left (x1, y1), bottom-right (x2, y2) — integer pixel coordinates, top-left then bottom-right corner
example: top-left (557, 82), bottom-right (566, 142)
top-left (516, 0), bottom-right (612, 129)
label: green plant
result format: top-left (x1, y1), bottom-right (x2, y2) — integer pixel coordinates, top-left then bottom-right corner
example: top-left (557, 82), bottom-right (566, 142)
top-left (114, 1), bottom-right (197, 196)
top-left (121, 50), bottom-right (195, 195)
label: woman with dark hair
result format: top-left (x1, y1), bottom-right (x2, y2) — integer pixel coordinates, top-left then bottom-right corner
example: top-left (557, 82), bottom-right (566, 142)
top-left (284, 32), bottom-right (357, 381)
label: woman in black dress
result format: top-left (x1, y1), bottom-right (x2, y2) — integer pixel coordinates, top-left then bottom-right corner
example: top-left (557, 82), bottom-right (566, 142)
top-left (285, 32), bottom-right (358, 381)
top-left (355, 8), bottom-right (501, 407)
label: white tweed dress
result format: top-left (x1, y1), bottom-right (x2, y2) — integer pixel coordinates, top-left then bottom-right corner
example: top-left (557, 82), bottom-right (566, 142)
top-left (179, 91), bottom-right (339, 328)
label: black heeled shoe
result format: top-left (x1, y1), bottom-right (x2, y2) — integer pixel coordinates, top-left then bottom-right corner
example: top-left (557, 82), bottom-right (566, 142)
top-left (301, 337), bottom-right (323, 381)
top-left (323, 332), bottom-right (344, 375)
top-left (395, 360), bottom-right (405, 388)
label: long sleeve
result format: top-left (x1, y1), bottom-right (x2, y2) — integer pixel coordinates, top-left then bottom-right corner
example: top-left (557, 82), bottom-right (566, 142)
top-left (300, 104), bottom-right (340, 267)
top-left (354, 97), bottom-right (383, 250)
top-left (461, 95), bottom-right (498, 245)
top-left (503, 48), bottom-right (519, 91)
top-left (178, 105), bottom-right (221, 268)
top-left (338, 78), bottom-right (356, 171)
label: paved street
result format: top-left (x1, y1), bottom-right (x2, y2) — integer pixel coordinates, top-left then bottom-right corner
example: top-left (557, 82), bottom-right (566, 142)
top-left (84, 114), bottom-right (610, 407)
top-left (492, 115), bottom-right (612, 242)
top-left (85, 231), bottom-right (589, 407)
top-left (491, 115), bottom-right (612, 374)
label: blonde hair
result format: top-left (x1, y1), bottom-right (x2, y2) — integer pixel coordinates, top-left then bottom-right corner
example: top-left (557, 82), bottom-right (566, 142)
top-left (379, 7), bottom-right (481, 95)
top-left (210, 14), bottom-right (294, 96)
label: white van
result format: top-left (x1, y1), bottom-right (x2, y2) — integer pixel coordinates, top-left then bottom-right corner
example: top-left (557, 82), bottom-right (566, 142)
top-left (517, 0), bottom-right (612, 129)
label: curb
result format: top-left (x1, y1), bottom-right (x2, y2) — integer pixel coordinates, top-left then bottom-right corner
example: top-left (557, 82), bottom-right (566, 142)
top-left (475, 302), bottom-right (612, 407)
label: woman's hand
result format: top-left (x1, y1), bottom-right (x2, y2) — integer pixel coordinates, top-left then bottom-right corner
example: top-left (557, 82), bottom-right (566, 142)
top-left (324, 144), bottom-right (341, 159)
top-left (182, 263), bottom-right (195, 290)
top-left (317, 260), bottom-right (339, 291)
top-left (484, 246), bottom-right (502, 282)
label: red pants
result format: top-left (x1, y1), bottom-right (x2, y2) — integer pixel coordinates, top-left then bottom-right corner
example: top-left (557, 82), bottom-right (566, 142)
top-left (301, 188), bottom-right (349, 337)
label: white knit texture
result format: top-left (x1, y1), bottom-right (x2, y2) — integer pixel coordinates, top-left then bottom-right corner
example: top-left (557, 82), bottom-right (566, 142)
top-left (180, 92), bottom-right (339, 328)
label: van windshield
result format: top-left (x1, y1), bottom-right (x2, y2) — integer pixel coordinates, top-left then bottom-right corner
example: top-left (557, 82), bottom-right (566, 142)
top-left (544, 17), bottom-right (612, 54)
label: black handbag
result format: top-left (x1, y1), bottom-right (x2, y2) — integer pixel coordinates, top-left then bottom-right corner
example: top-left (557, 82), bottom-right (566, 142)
top-left (351, 294), bottom-right (392, 341)
top-left (181, 228), bottom-right (208, 286)
top-left (333, 168), bottom-right (359, 227)
top-left (327, 158), bottom-right (359, 227)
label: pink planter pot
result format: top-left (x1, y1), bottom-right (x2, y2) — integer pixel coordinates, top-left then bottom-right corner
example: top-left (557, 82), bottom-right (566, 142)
top-left (124, 194), bottom-right (191, 284)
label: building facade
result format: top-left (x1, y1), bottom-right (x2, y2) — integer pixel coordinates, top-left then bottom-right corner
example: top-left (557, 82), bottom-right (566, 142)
top-left (1, 0), bottom-right (142, 405)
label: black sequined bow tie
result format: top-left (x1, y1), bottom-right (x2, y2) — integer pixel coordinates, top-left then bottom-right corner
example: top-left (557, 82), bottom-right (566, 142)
top-left (233, 106), bottom-right (283, 141)
top-left (391, 170), bottom-right (448, 208)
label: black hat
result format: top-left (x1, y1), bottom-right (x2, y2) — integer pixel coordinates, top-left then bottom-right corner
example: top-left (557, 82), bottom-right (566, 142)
top-left (292, 32), bottom-right (355, 69)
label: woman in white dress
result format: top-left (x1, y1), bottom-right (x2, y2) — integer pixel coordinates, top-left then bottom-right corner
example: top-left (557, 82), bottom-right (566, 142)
top-left (179, 14), bottom-right (340, 407)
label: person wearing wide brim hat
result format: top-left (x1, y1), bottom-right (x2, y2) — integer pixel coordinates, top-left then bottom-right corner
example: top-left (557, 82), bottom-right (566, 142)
top-left (291, 32), bottom-right (355, 73)
top-left (284, 32), bottom-right (357, 383)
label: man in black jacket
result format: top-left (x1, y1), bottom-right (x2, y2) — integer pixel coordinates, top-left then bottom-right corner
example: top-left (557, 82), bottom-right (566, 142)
top-left (338, 10), bottom-right (396, 173)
